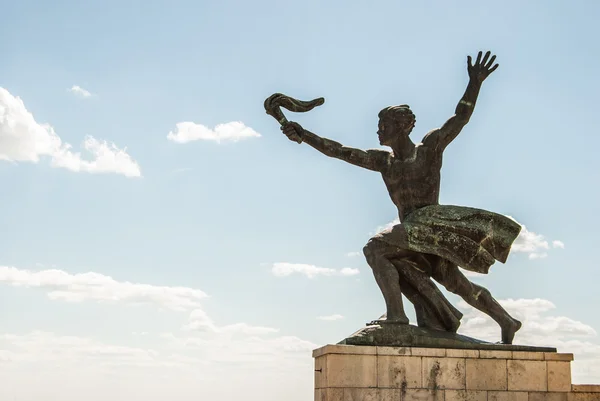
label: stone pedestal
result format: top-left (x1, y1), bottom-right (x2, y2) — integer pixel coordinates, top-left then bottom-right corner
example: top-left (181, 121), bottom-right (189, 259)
top-left (313, 345), bottom-right (600, 401)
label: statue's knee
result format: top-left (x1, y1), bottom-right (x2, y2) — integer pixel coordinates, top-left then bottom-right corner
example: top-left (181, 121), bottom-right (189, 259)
top-left (363, 239), bottom-right (381, 265)
top-left (363, 244), bottom-right (373, 262)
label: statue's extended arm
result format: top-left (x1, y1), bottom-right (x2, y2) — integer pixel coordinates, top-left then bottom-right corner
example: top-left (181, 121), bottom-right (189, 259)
top-left (423, 51), bottom-right (499, 151)
top-left (282, 123), bottom-right (390, 172)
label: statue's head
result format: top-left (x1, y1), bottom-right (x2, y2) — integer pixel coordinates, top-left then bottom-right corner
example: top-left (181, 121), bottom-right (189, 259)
top-left (377, 105), bottom-right (416, 146)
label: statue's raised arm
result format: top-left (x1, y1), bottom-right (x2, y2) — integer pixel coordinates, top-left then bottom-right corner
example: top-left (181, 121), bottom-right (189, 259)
top-left (422, 51), bottom-right (499, 151)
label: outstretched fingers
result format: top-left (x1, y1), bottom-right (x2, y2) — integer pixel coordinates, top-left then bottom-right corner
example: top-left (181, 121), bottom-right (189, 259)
top-left (467, 55), bottom-right (473, 68)
top-left (475, 51), bottom-right (483, 66)
top-left (485, 54), bottom-right (497, 69)
top-left (480, 50), bottom-right (491, 66)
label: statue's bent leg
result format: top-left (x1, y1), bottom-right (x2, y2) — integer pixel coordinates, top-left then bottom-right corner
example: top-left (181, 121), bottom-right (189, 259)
top-left (389, 256), bottom-right (462, 332)
top-left (432, 261), bottom-right (522, 344)
top-left (363, 238), bottom-right (409, 323)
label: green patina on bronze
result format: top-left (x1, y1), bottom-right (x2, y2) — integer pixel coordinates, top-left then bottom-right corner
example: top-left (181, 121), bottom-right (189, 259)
top-left (267, 51), bottom-right (533, 347)
top-left (403, 205), bottom-right (522, 274)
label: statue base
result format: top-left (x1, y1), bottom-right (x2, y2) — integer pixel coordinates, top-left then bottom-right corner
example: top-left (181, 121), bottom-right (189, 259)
top-left (338, 323), bottom-right (557, 352)
top-left (313, 344), bottom-right (600, 401)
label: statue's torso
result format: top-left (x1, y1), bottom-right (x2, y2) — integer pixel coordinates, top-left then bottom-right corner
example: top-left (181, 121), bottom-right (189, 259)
top-left (381, 144), bottom-right (442, 221)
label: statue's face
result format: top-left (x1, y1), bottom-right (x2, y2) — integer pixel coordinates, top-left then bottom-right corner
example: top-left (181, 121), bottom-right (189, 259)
top-left (377, 117), bottom-right (413, 146)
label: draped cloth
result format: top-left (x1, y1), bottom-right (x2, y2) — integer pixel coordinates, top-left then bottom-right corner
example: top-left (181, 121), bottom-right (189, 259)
top-left (373, 204), bottom-right (521, 332)
top-left (402, 205), bottom-right (522, 274)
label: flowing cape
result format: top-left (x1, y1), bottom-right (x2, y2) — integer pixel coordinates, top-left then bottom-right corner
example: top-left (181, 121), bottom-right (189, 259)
top-left (402, 205), bottom-right (522, 274)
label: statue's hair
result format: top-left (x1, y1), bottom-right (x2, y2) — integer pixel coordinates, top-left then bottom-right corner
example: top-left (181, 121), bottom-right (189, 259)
top-left (378, 105), bottom-right (416, 127)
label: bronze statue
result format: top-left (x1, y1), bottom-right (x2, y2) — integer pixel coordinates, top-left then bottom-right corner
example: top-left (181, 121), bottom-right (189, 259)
top-left (265, 51), bottom-right (522, 344)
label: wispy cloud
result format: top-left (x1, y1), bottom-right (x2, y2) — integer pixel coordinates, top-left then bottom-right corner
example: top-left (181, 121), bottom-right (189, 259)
top-left (0, 87), bottom-right (140, 177)
top-left (271, 263), bottom-right (359, 279)
top-left (317, 314), bottom-right (344, 321)
top-left (508, 216), bottom-right (565, 259)
top-left (373, 218), bottom-right (400, 235)
top-left (0, 266), bottom-right (207, 311)
top-left (68, 85), bottom-right (93, 98)
top-left (458, 298), bottom-right (599, 384)
top-left (167, 121), bottom-right (261, 144)
top-left (182, 309), bottom-right (279, 335)
top-left (0, 331), bottom-right (159, 366)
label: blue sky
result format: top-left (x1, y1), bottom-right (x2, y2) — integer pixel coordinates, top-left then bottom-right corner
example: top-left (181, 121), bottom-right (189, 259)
top-left (1, 0), bottom-right (599, 400)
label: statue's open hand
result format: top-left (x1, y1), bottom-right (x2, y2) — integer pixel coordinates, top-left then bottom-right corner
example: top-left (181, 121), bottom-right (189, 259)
top-left (281, 121), bottom-right (304, 143)
top-left (467, 51), bottom-right (499, 83)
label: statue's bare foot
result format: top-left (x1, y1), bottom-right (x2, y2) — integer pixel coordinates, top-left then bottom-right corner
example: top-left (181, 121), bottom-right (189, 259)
top-left (501, 318), bottom-right (522, 344)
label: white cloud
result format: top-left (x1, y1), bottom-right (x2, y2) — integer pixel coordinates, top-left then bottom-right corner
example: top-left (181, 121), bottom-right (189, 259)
top-left (220, 323), bottom-right (280, 336)
top-left (50, 136), bottom-right (142, 177)
top-left (374, 217), bottom-right (400, 235)
top-left (0, 87), bottom-right (140, 177)
top-left (69, 85), bottom-right (93, 98)
top-left (346, 251), bottom-right (361, 257)
top-left (511, 225), bottom-right (549, 253)
top-left (162, 331), bottom-right (316, 366)
top-left (167, 121), bottom-right (261, 144)
top-left (529, 252), bottom-right (548, 260)
top-left (507, 216), bottom-right (564, 259)
top-left (271, 263), bottom-right (359, 279)
top-left (458, 298), bottom-right (600, 384)
top-left (0, 266), bottom-right (207, 311)
top-left (0, 331), bottom-right (158, 365)
top-left (0, 269), bottom-right (317, 401)
top-left (339, 267), bottom-right (360, 276)
top-left (182, 309), bottom-right (279, 335)
top-left (317, 314), bottom-right (344, 321)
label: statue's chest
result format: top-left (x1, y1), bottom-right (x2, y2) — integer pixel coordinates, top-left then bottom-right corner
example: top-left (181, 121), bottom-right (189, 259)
top-left (384, 152), bottom-right (432, 183)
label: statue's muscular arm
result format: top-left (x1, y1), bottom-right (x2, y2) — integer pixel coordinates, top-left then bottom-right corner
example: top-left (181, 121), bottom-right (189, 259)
top-left (423, 51), bottom-right (499, 153)
top-left (282, 123), bottom-right (390, 172)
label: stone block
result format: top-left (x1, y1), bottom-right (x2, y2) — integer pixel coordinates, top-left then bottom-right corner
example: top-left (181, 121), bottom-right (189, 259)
top-left (548, 361), bottom-right (572, 392)
top-left (422, 357), bottom-right (466, 390)
top-left (326, 354), bottom-right (377, 388)
top-left (488, 391), bottom-right (528, 401)
top-left (377, 346), bottom-right (411, 356)
top-left (529, 392), bottom-right (569, 401)
top-left (507, 360), bottom-right (547, 391)
top-left (342, 388), bottom-right (378, 401)
top-left (480, 350), bottom-right (512, 359)
top-left (512, 351), bottom-right (544, 360)
top-left (315, 355), bottom-right (328, 389)
top-left (314, 344), bottom-right (599, 401)
top-left (378, 389), bottom-right (402, 401)
top-left (403, 389), bottom-right (444, 401)
top-left (317, 388), bottom-right (343, 401)
top-left (465, 358), bottom-right (507, 390)
top-left (313, 345), bottom-right (377, 358)
top-left (412, 348), bottom-right (447, 357)
top-left (567, 394), bottom-right (600, 401)
top-left (446, 349), bottom-right (480, 358)
top-left (378, 355), bottom-right (421, 388)
top-left (444, 390), bottom-right (487, 401)
top-left (544, 353), bottom-right (574, 361)
top-left (572, 385), bottom-right (600, 393)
